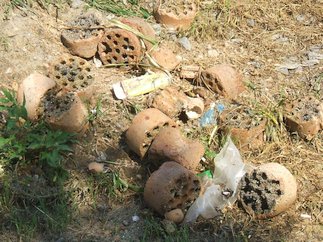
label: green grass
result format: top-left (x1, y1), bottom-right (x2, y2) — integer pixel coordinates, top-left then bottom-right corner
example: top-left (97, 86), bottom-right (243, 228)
top-left (0, 88), bottom-right (76, 239)
top-left (141, 216), bottom-right (190, 242)
top-left (87, 0), bottom-right (151, 18)
top-left (0, 174), bottom-right (73, 240)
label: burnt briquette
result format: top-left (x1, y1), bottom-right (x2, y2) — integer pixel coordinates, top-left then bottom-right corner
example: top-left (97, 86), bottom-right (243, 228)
top-left (291, 97), bottom-right (321, 122)
top-left (223, 106), bottom-right (264, 129)
top-left (240, 169), bottom-right (283, 214)
top-left (50, 57), bottom-right (93, 91)
top-left (159, 0), bottom-right (196, 16)
top-left (98, 29), bottom-right (141, 65)
top-left (165, 175), bottom-right (201, 213)
top-left (41, 88), bottom-right (75, 119)
top-left (63, 14), bottom-right (101, 40)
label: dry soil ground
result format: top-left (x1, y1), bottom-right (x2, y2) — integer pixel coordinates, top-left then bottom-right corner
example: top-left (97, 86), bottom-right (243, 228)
top-left (0, 0), bottom-right (322, 241)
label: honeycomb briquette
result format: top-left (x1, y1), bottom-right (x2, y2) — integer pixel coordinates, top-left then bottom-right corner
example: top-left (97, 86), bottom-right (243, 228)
top-left (98, 28), bottom-right (142, 65)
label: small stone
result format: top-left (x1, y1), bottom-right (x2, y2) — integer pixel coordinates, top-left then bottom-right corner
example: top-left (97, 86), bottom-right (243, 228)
top-left (88, 162), bottom-right (105, 173)
top-left (164, 209), bottom-right (184, 223)
top-left (132, 215), bottom-right (140, 222)
top-left (71, 0), bottom-right (83, 8)
top-left (96, 151), bottom-right (107, 162)
top-left (5, 67), bottom-right (12, 74)
top-left (247, 19), bottom-right (255, 27)
top-left (296, 15), bottom-right (305, 22)
top-left (302, 59), bottom-right (319, 67)
top-left (275, 67), bottom-right (289, 75)
top-left (300, 214), bottom-right (311, 220)
top-left (207, 49), bottom-right (219, 58)
top-left (178, 37), bottom-right (192, 51)
top-left (93, 56), bottom-right (102, 68)
top-left (122, 220), bottom-right (129, 226)
top-left (308, 51), bottom-right (323, 60)
top-left (152, 24), bottom-right (162, 35)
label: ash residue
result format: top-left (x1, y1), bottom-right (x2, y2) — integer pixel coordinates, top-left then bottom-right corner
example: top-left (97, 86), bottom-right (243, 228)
top-left (63, 14), bottom-right (101, 40)
top-left (240, 169), bottom-right (283, 214)
top-left (41, 89), bottom-right (75, 118)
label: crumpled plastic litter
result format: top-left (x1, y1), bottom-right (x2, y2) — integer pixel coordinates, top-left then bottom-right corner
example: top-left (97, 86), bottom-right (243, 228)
top-left (199, 103), bottom-right (225, 127)
top-left (184, 137), bottom-right (246, 223)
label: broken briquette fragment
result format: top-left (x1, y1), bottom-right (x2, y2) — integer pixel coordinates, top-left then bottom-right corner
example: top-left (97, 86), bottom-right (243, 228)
top-left (61, 14), bottom-right (104, 58)
top-left (284, 96), bottom-right (323, 140)
top-left (126, 108), bottom-right (176, 158)
top-left (148, 127), bottom-right (204, 171)
top-left (17, 73), bottom-right (56, 121)
top-left (41, 89), bottom-right (89, 133)
top-left (154, 0), bottom-right (198, 30)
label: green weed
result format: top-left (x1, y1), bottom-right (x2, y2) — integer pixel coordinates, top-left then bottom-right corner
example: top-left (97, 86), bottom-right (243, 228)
top-left (0, 88), bottom-right (76, 184)
top-left (87, 0), bottom-right (151, 18)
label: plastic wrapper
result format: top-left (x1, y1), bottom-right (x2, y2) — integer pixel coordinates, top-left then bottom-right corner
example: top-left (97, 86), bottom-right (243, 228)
top-left (184, 137), bottom-right (246, 223)
top-left (113, 72), bottom-right (171, 99)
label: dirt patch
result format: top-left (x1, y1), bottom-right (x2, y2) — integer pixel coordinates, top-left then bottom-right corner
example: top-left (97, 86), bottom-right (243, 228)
top-left (240, 170), bottom-right (282, 214)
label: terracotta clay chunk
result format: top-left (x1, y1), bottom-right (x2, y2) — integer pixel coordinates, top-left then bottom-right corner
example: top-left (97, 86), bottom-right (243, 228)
top-left (98, 28), bottom-right (142, 65)
top-left (150, 45), bottom-right (181, 71)
top-left (240, 162), bottom-right (297, 219)
top-left (151, 86), bottom-right (189, 117)
top-left (120, 17), bottom-right (156, 50)
top-left (42, 89), bottom-right (89, 133)
top-left (154, 0), bottom-right (198, 30)
top-left (219, 106), bottom-right (266, 150)
top-left (17, 73), bottom-right (56, 121)
top-left (48, 55), bottom-right (95, 101)
top-left (284, 96), bottom-right (323, 140)
top-left (200, 64), bottom-right (245, 99)
top-left (148, 127), bottom-right (204, 171)
top-left (126, 108), bottom-right (175, 159)
top-left (144, 161), bottom-right (201, 215)
top-left (61, 14), bottom-right (104, 58)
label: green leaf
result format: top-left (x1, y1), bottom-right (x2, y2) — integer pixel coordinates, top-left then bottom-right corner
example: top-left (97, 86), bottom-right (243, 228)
top-left (0, 137), bottom-right (10, 148)
top-left (0, 97), bottom-right (11, 103)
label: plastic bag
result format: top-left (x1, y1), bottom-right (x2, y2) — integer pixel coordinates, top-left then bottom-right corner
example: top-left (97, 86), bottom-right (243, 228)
top-left (184, 137), bottom-right (246, 223)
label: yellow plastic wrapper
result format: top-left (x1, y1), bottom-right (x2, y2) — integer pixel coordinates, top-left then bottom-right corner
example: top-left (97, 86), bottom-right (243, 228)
top-left (113, 72), bottom-right (171, 99)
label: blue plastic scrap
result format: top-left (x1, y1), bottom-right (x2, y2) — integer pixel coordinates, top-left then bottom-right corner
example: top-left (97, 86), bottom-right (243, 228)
top-left (199, 103), bottom-right (225, 127)
top-left (217, 103), bottom-right (225, 113)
